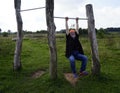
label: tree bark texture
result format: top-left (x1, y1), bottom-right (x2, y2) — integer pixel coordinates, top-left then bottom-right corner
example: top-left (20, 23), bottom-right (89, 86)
top-left (14, 0), bottom-right (23, 70)
top-left (86, 4), bottom-right (101, 75)
top-left (46, 0), bottom-right (57, 79)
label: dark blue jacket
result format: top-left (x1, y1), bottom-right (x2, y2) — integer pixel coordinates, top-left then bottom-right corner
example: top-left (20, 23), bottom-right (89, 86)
top-left (65, 32), bottom-right (84, 58)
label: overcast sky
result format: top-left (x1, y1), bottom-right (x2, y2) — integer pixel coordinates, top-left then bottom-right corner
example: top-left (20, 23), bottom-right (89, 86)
top-left (0, 0), bottom-right (120, 32)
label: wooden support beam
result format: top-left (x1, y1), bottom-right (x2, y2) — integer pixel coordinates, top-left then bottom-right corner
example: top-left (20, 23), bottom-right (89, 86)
top-left (46, 0), bottom-right (57, 80)
top-left (14, 0), bottom-right (23, 70)
top-left (86, 4), bottom-right (101, 75)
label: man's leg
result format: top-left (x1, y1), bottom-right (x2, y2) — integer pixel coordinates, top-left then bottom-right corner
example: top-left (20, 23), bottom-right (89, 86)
top-left (69, 55), bottom-right (78, 77)
top-left (75, 53), bottom-right (88, 73)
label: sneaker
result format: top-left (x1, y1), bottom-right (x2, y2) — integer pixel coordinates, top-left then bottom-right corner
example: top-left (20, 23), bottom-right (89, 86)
top-left (79, 71), bottom-right (88, 76)
top-left (73, 73), bottom-right (78, 78)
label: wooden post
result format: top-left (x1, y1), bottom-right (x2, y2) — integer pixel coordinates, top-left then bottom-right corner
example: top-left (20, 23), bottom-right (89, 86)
top-left (14, 0), bottom-right (23, 70)
top-left (86, 4), bottom-right (101, 75)
top-left (46, 0), bottom-right (57, 79)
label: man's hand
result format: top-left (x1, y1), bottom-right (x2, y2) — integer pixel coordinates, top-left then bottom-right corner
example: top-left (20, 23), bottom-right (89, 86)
top-left (76, 17), bottom-right (79, 22)
top-left (65, 17), bottom-right (69, 21)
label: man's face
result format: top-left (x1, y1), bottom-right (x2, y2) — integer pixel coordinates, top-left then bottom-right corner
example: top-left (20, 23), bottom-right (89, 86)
top-left (69, 30), bottom-right (76, 38)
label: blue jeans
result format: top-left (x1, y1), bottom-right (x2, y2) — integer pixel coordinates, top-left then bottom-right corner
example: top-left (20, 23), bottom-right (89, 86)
top-left (68, 51), bottom-right (88, 74)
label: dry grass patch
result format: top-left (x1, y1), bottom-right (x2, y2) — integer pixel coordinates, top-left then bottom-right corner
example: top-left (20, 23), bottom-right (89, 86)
top-left (64, 73), bottom-right (79, 86)
top-left (32, 70), bottom-right (45, 78)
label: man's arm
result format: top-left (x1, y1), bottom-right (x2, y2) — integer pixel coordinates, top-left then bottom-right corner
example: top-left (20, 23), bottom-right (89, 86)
top-left (65, 17), bottom-right (69, 35)
top-left (76, 17), bottom-right (79, 34)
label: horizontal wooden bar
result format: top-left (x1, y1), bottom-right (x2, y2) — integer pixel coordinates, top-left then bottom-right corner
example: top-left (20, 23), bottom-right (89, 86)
top-left (20, 7), bottom-right (45, 12)
top-left (54, 16), bottom-right (88, 20)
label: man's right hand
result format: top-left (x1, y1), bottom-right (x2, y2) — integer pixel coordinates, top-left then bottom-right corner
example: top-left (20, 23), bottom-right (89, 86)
top-left (65, 17), bottom-right (69, 21)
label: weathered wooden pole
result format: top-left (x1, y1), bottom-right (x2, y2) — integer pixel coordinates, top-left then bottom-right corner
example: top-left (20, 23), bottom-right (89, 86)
top-left (14, 0), bottom-right (23, 70)
top-left (46, 0), bottom-right (57, 79)
top-left (86, 4), bottom-right (101, 75)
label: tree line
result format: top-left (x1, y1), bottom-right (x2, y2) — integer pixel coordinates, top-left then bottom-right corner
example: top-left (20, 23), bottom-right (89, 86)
top-left (0, 27), bottom-right (120, 37)
top-left (58, 27), bottom-right (120, 34)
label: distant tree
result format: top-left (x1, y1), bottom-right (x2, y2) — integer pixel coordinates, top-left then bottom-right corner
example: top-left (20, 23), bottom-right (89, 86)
top-left (79, 28), bottom-right (88, 35)
top-left (40, 30), bottom-right (47, 34)
top-left (2, 32), bottom-right (8, 37)
top-left (23, 30), bottom-right (32, 34)
top-left (98, 28), bottom-right (105, 33)
top-left (106, 27), bottom-right (120, 32)
top-left (27, 31), bottom-right (33, 34)
top-left (97, 28), bottom-right (106, 38)
top-left (0, 28), bottom-right (2, 34)
top-left (23, 30), bottom-right (27, 34)
top-left (36, 30), bottom-right (40, 33)
top-left (59, 29), bottom-right (66, 33)
top-left (36, 30), bottom-right (47, 34)
top-left (8, 30), bottom-right (11, 35)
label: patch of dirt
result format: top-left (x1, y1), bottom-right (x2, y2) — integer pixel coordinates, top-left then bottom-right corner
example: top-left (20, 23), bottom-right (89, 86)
top-left (64, 73), bottom-right (79, 86)
top-left (32, 70), bottom-right (45, 78)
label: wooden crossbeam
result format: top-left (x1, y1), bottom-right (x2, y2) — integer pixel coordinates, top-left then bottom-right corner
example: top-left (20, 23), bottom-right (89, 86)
top-left (20, 7), bottom-right (45, 12)
top-left (54, 16), bottom-right (88, 20)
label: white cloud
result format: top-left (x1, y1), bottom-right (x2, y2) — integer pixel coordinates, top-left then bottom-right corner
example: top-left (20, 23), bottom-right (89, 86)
top-left (21, 0), bottom-right (46, 31)
top-left (94, 6), bottom-right (120, 28)
top-left (0, 0), bottom-right (16, 31)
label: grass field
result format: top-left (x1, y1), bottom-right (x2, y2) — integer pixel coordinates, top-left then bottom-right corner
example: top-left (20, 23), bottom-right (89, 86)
top-left (0, 33), bottom-right (120, 93)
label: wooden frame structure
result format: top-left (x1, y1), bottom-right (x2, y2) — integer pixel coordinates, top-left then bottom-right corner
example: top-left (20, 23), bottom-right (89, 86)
top-left (14, 0), bottom-right (100, 79)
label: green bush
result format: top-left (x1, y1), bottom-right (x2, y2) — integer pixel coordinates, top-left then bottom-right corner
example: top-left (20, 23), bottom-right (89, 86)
top-left (97, 28), bottom-right (106, 38)
top-left (2, 32), bottom-right (8, 37)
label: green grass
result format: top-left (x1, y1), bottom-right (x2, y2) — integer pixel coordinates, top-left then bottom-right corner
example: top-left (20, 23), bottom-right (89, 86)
top-left (0, 33), bottom-right (120, 93)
